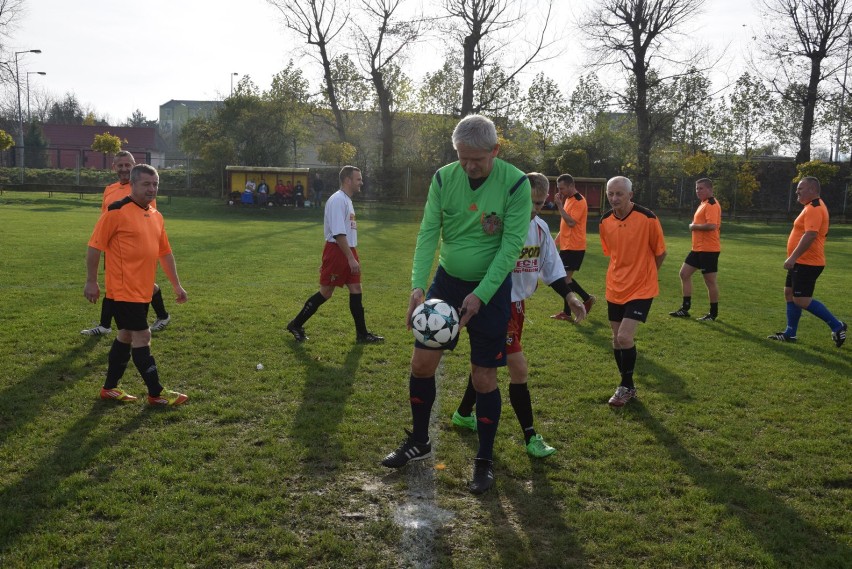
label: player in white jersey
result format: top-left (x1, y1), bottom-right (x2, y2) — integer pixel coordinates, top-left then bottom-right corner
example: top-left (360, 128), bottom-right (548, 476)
top-left (451, 172), bottom-right (586, 457)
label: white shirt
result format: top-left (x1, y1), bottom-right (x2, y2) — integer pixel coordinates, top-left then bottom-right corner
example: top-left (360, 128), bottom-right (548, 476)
top-left (511, 216), bottom-right (566, 302)
top-left (324, 189), bottom-right (357, 246)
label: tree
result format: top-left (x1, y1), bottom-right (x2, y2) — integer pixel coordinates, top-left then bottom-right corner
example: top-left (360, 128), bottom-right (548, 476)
top-left (567, 73), bottom-right (610, 136)
top-left (582, 0), bottom-right (705, 197)
top-left (756, 0), bottom-right (852, 163)
top-left (91, 132), bottom-right (123, 155)
top-left (523, 72), bottom-right (568, 156)
top-left (353, 0), bottom-right (421, 173)
top-left (23, 121), bottom-right (48, 167)
top-left (125, 109), bottom-right (158, 127)
top-left (669, 67), bottom-right (714, 155)
top-left (47, 92), bottom-right (85, 124)
top-left (443, 0), bottom-right (555, 116)
top-left (0, 127), bottom-right (12, 150)
top-left (266, 0), bottom-right (350, 142)
top-left (726, 72), bottom-right (777, 158)
top-left (317, 140), bottom-right (357, 166)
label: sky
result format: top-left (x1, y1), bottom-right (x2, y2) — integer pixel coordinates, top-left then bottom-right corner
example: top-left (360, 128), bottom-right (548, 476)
top-left (13, 0), bottom-right (763, 125)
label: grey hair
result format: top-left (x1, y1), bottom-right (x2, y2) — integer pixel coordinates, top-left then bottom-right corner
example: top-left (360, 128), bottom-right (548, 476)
top-left (452, 115), bottom-right (498, 150)
top-left (607, 176), bottom-right (632, 192)
top-left (130, 163), bottom-right (158, 183)
top-left (800, 176), bottom-right (821, 192)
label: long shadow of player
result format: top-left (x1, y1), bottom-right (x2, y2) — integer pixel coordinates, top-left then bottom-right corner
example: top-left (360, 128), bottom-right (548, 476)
top-left (288, 344), bottom-right (364, 479)
top-left (627, 400), bottom-right (851, 566)
top-left (481, 458), bottom-right (590, 568)
top-left (0, 401), bottom-right (147, 553)
top-left (712, 319), bottom-right (852, 377)
top-left (0, 337), bottom-right (101, 448)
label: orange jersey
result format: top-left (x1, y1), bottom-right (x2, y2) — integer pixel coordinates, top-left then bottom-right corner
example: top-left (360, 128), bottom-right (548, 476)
top-left (600, 204), bottom-right (666, 304)
top-left (557, 193), bottom-right (588, 250)
top-left (88, 197), bottom-right (172, 303)
top-left (787, 198), bottom-right (829, 266)
top-left (101, 181), bottom-right (156, 212)
top-left (691, 197), bottom-right (721, 252)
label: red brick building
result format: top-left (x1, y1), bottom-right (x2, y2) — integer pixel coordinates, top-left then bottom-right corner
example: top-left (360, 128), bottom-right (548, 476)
top-left (39, 124), bottom-right (166, 169)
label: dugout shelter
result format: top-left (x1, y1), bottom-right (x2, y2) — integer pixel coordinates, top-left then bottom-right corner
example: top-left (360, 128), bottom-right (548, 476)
top-left (541, 176), bottom-right (606, 216)
top-left (226, 166), bottom-right (310, 195)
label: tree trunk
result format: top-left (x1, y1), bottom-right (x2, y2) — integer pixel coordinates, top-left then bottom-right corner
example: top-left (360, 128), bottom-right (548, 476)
top-left (319, 42), bottom-right (347, 142)
top-left (796, 56), bottom-right (823, 164)
top-left (634, 59), bottom-right (652, 204)
top-left (460, 32), bottom-right (479, 117)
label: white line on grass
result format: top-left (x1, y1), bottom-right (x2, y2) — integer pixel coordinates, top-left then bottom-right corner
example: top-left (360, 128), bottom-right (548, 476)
top-left (393, 359), bottom-right (453, 569)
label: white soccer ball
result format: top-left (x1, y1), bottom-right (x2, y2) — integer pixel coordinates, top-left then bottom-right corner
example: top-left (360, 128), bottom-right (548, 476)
top-left (228, 200), bottom-right (234, 205)
top-left (411, 298), bottom-right (460, 348)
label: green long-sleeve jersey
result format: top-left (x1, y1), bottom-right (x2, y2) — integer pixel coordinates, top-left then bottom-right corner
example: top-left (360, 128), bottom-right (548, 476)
top-left (411, 158), bottom-right (531, 304)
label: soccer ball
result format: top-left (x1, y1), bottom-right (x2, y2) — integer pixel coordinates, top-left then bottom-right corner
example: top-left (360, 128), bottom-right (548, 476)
top-left (411, 299), bottom-right (460, 348)
top-left (228, 200), bottom-right (234, 205)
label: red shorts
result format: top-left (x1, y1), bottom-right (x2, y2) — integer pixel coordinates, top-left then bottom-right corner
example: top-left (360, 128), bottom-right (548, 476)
top-left (505, 300), bottom-right (525, 355)
top-left (320, 242), bottom-right (361, 287)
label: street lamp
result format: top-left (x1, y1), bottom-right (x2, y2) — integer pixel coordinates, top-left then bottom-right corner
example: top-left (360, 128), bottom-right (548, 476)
top-left (230, 72), bottom-right (238, 96)
top-left (26, 71), bottom-right (46, 122)
top-left (14, 49), bottom-right (41, 183)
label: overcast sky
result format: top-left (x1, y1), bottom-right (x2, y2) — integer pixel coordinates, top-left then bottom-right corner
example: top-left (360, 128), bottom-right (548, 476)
top-left (13, 0), bottom-right (762, 125)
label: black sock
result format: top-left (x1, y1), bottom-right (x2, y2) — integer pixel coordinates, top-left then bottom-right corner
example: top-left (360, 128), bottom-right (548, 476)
top-left (410, 374), bottom-right (435, 443)
top-left (131, 346), bottom-right (164, 396)
top-left (104, 339), bottom-right (131, 389)
top-left (619, 346), bottom-right (637, 389)
top-left (349, 293), bottom-right (368, 335)
top-left (475, 388), bottom-right (501, 460)
top-left (291, 292), bottom-right (327, 328)
top-left (682, 296), bottom-right (692, 311)
top-left (710, 302), bottom-right (718, 318)
top-left (99, 297), bottom-right (114, 329)
top-left (613, 348), bottom-right (624, 373)
top-left (509, 383), bottom-right (536, 443)
top-left (569, 280), bottom-right (590, 302)
top-left (151, 287), bottom-right (169, 320)
top-left (457, 374), bottom-right (476, 416)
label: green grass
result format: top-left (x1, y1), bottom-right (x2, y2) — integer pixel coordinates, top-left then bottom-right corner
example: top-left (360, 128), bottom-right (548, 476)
top-left (0, 192), bottom-right (850, 568)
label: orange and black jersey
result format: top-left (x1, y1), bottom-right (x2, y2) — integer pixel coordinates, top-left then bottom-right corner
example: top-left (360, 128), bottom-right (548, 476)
top-left (600, 204), bottom-right (666, 304)
top-left (89, 196), bottom-right (172, 303)
top-left (101, 181), bottom-right (156, 212)
top-left (692, 197), bottom-right (721, 252)
top-left (788, 198), bottom-right (829, 266)
top-left (557, 192), bottom-right (588, 251)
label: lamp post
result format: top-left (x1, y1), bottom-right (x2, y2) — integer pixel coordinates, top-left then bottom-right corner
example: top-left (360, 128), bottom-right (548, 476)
top-left (230, 72), bottom-right (238, 96)
top-left (14, 49), bottom-right (41, 182)
top-left (26, 71), bottom-right (46, 122)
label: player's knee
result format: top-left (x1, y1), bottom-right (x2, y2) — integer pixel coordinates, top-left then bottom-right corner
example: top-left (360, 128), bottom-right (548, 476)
top-left (793, 297), bottom-right (811, 309)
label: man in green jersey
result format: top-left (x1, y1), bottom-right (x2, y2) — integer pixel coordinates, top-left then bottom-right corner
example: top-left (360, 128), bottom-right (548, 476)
top-left (381, 115), bottom-right (532, 495)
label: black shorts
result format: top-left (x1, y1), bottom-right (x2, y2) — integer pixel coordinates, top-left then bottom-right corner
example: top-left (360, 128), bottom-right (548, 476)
top-left (559, 249), bottom-right (586, 272)
top-left (113, 301), bottom-right (150, 331)
top-left (785, 264), bottom-right (824, 297)
top-left (684, 251), bottom-right (719, 274)
top-left (607, 298), bottom-right (654, 323)
top-left (420, 265), bottom-right (512, 368)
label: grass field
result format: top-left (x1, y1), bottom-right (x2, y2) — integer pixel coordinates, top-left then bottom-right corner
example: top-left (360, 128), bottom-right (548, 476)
top-left (0, 192), bottom-right (850, 568)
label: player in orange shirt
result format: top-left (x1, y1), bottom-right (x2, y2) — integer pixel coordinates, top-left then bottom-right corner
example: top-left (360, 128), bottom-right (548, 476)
top-left (599, 176), bottom-right (667, 407)
top-left (552, 173), bottom-right (597, 320)
top-left (81, 151), bottom-right (172, 336)
top-left (669, 178), bottom-right (722, 321)
top-left (85, 164), bottom-right (189, 405)
top-left (767, 177), bottom-right (846, 346)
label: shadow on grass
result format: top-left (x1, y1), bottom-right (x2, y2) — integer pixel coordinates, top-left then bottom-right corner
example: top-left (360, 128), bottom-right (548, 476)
top-left (628, 400), bottom-right (851, 566)
top-left (712, 319), bottom-right (852, 377)
top-left (448, 419), bottom-right (589, 566)
top-left (0, 401), bottom-right (148, 554)
top-left (288, 342), bottom-right (364, 478)
top-left (484, 459), bottom-right (589, 568)
top-left (0, 337), bottom-right (101, 447)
